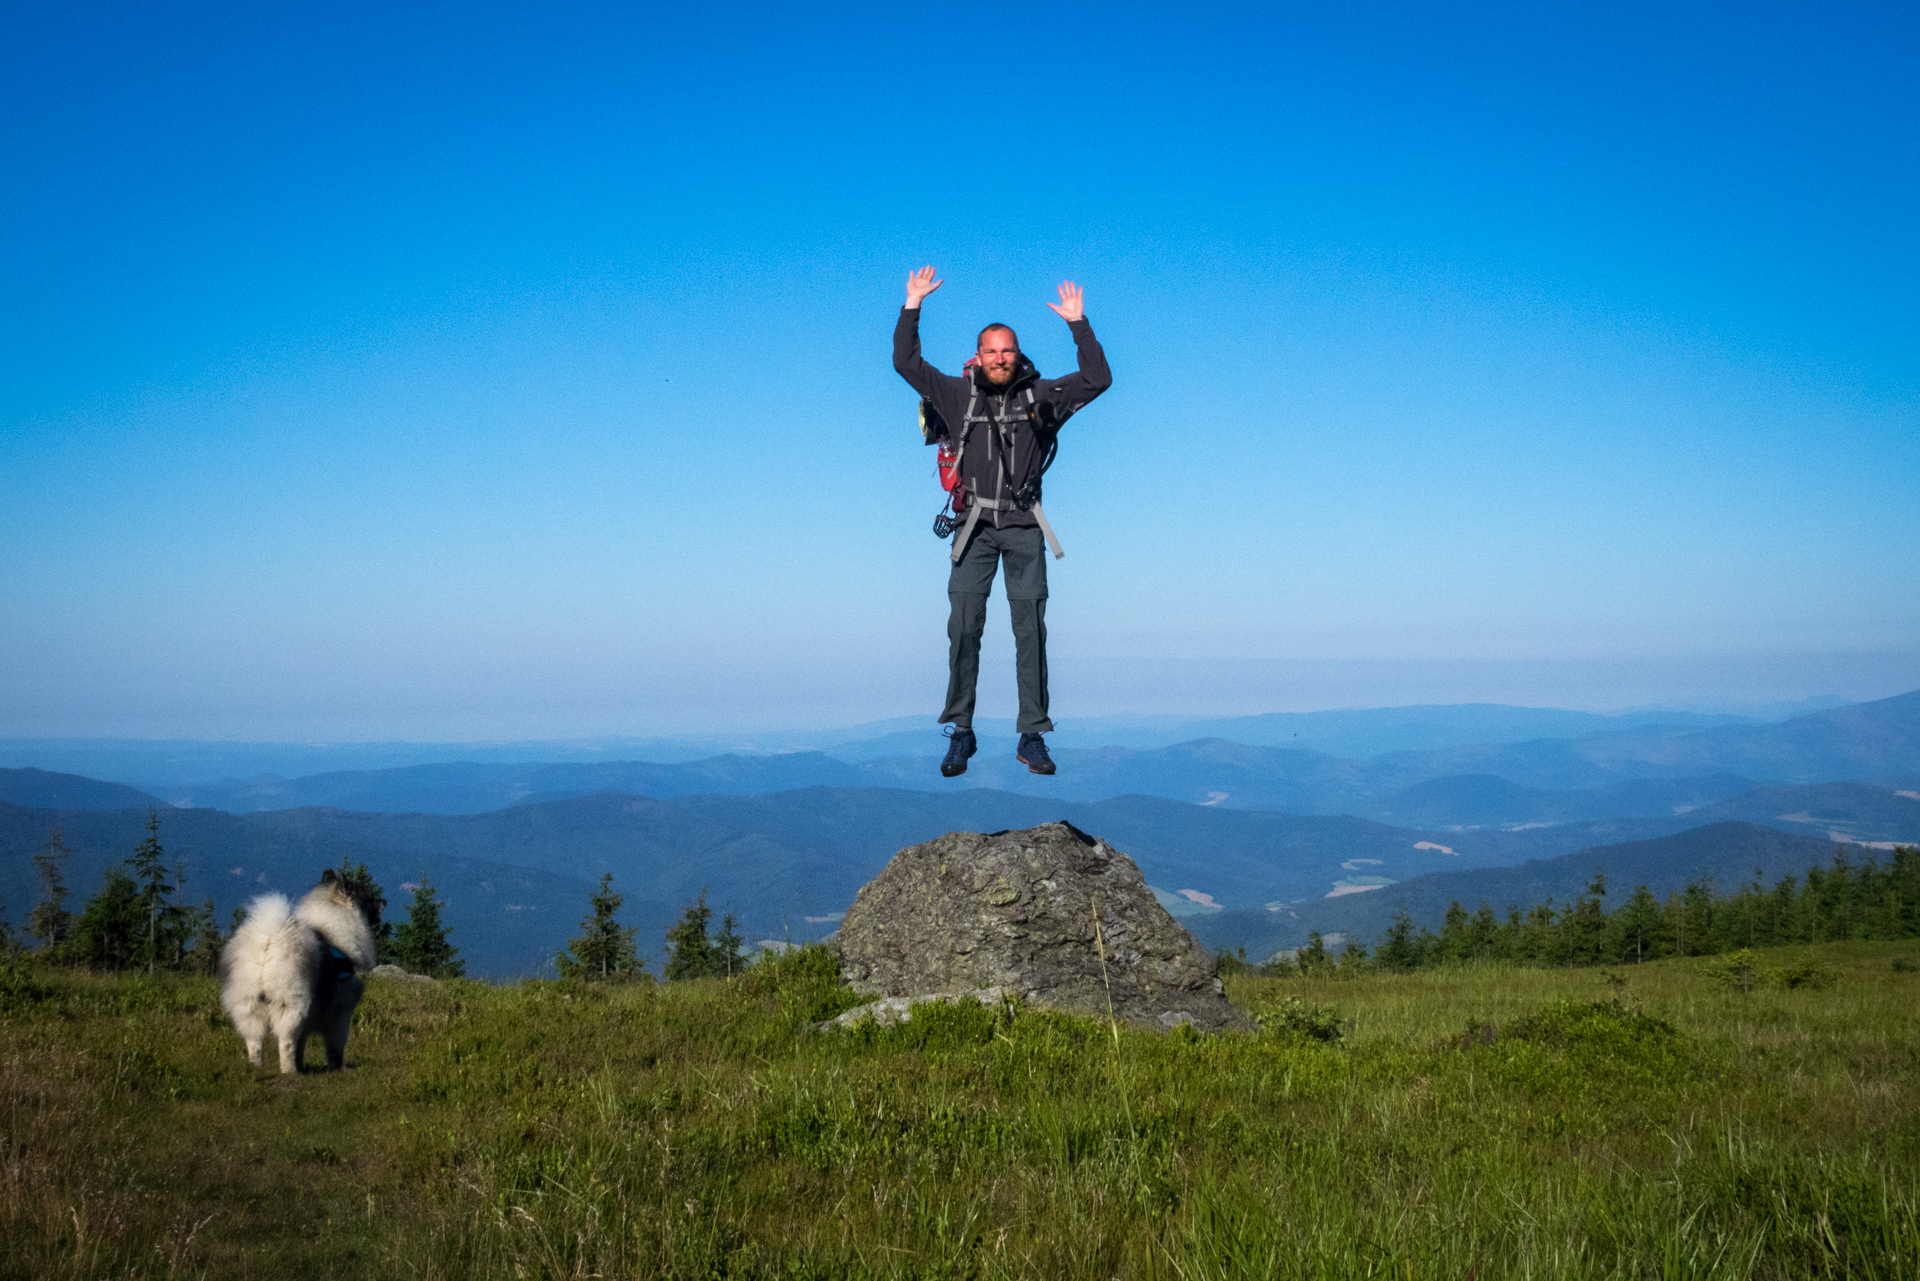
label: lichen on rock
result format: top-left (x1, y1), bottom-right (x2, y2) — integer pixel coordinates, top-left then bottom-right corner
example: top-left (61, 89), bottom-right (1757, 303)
top-left (834, 821), bottom-right (1250, 1033)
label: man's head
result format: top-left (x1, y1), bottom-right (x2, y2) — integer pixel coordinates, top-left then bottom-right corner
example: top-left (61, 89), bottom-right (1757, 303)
top-left (976, 324), bottom-right (1020, 387)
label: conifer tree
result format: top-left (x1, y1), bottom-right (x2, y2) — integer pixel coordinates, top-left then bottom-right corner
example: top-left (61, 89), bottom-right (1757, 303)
top-left (663, 888), bottom-right (719, 980)
top-left (1375, 908), bottom-right (1422, 971)
top-left (558, 872), bottom-right (646, 981)
top-left (1614, 884), bottom-right (1665, 963)
top-left (125, 809), bottom-right (190, 973)
top-left (185, 897), bottom-right (224, 974)
top-left (1296, 929), bottom-right (1331, 975)
top-left (1563, 870), bottom-right (1609, 966)
top-left (713, 911), bottom-right (746, 978)
top-left (29, 827), bottom-right (74, 953)
top-left (73, 867), bottom-right (144, 969)
top-left (392, 877), bottom-right (463, 978)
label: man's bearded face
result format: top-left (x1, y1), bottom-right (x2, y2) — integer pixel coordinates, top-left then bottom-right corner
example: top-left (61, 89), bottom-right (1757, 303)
top-left (977, 329), bottom-right (1019, 387)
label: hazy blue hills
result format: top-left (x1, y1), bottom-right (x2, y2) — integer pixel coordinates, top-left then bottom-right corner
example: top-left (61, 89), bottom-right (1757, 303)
top-left (1365, 773), bottom-right (1763, 828)
top-left (1191, 821), bottom-right (1859, 961)
top-left (0, 768), bottom-right (163, 811)
top-left (814, 703), bottom-right (1805, 762)
top-left (1064, 702), bottom-right (1807, 757)
top-left (1691, 782), bottom-right (1920, 845)
top-left (0, 694), bottom-right (1858, 794)
top-left (79, 685), bottom-right (1914, 827)
top-left (855, 690), bottom-right (1920, 816)
top-left (1378, 689), bottom-right (1920, 790)
top-left (163, 753), bottom-right (868, 814)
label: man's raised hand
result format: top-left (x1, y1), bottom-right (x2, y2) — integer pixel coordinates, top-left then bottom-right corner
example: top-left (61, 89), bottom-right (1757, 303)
top-left (905, 265), bottom-right (943, 309)
top-left (1047, 280), bottom-right (1085, 324)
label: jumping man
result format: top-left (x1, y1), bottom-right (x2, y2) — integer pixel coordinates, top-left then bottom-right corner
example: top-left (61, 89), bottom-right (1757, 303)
top-left (893, 266), bottom-right (1113, 777)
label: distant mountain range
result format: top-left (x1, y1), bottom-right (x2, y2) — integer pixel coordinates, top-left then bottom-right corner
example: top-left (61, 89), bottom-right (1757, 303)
top-left (0, 694), bottom-right (1855, 791)
top-left (4, 691), bottom-right (1914, 978)
top-left (21, 689), bottom-right (1910, 832)
top-left (6, 779), bottom-right (1916, 979)
top-left (0, 767), bottom-right (164, 812)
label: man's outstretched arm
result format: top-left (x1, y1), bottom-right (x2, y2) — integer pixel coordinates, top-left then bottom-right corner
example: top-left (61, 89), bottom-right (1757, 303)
top-left (894, 265), bottom-right (952, 399)
top-left (1046, 280), bottom-right (1112, 409)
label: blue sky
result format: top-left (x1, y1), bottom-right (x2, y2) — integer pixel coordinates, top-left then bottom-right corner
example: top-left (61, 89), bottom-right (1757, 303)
top-left (4, 1), bottom-right (1916, 739)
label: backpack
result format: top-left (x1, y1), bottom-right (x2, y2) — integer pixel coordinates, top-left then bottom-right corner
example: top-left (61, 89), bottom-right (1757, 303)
top-left (919, 358), bottom-right (1064, 559)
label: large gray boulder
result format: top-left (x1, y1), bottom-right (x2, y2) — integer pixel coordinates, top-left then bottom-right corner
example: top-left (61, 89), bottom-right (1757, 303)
top-left (835, 822), bottom-right (1251, 1032)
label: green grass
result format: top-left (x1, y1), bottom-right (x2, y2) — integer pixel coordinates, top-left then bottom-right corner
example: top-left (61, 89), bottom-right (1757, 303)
top-left (3, 940), bottom-right (1917, 1279)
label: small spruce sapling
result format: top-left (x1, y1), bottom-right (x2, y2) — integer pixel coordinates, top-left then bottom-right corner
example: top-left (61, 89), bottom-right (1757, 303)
top-left (1297, 930), bottom-right (1331, 975)
top-left (73, 867), bottom-right (144, 970)
top-left (664, 888), bottom-right (723, 980)
top-left (714, 911), bottom-right (746, 978)
top-left (558, 872), bottom-right (646, 981)
top-left (29, 827), bottom-right (74, 953)
top-left (185, 897), bottom-right (223, 975)
top-left (392, 877), bottom-right (464, 978)
top-left (124, 809), bottom-right (191, 973)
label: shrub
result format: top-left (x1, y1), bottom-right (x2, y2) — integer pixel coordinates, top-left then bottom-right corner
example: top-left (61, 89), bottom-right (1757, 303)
top-left (740, 943), bottom-right (865, 1023)
top-left (1768, 959), bottom-right (1837, 991)
top-left (1496, 999), bottom-right (1682, 1059)
top-left (1214, 946), bottom-right (1252, 976)
top-left (1703, 948), bottom-right (1766, 993)
top-left (1253, 996), bottom-right (1346, 1044)
top-left (0, 956), bottom-right (51, 1012)
top-left (1257, 952), bottom-right (1300, 978)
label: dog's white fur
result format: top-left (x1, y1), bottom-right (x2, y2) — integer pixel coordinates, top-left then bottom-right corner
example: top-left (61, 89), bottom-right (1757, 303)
top-left (219, 873), bottom-right (378, 1073)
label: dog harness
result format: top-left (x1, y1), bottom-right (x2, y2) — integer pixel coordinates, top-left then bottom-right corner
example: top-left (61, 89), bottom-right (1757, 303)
top-left (327, 944), bottom-right (355, 982)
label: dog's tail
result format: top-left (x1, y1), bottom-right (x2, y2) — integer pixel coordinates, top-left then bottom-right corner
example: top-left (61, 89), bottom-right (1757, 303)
top-left (219, 893), bottom-right (316, 1026)
top-left (232, 892), bottom-right (296, 942)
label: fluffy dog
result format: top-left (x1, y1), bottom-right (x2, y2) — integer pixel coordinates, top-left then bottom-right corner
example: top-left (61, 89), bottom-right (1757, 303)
top-left (219, 869), bottom-right (381, 1073)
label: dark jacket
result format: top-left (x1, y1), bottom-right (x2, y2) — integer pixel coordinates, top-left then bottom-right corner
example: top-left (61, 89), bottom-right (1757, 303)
top-left (893, 307), bottom-right (1112, 530)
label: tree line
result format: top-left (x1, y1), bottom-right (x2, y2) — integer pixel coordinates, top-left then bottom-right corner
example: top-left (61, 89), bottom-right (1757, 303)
top-left (8, 812), bottom-right (748, 984)
top-left (12, 813), bottom-right (466, 978)
top-left (1239, 844), bottom-right (1920, 976)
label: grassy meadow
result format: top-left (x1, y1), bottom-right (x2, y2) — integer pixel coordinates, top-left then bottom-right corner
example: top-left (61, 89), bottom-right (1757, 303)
top-left (2, 941), bottom-right (1917, 1279)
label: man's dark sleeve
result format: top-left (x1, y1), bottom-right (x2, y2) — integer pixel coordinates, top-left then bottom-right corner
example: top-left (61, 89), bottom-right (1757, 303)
top-left (1046, 317), bottom-right (1112, 417)
top-left (893, 307), bottom-right (947, 399)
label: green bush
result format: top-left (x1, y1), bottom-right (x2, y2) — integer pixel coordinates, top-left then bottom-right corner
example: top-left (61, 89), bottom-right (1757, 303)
top-left (0, 955), bottom-right (51, 1012)
top-left (1703, 947), bottom-right (1767, 993)
top-left (1253, 995), bottom-right (1346, 1044)
top-left (1495, 998), bottom-right (1681, 1055)
top-left (1768, 959), bottom-right (1837, 990)
top-left (738, 942), bottom-right (865, 1024)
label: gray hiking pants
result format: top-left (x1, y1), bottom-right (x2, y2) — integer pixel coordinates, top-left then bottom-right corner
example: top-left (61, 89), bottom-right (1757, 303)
top-left (941, 524), bottom-right (1052, 735)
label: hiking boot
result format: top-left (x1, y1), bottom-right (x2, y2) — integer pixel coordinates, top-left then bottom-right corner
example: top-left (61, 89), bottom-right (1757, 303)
top-left (940, 727), bottom-right (977, 777)
top-left (1017, 732), bottom-right (1056, 775)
